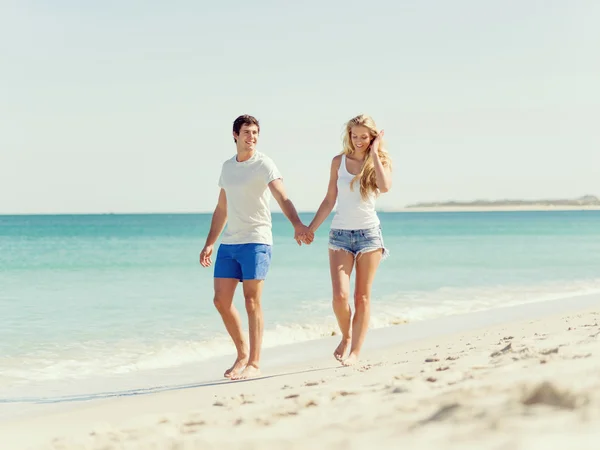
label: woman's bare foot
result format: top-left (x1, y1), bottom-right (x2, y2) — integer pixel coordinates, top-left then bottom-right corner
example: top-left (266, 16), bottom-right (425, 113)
top-left (231, 363), bottom-right (261, 380)
top-left (333, 337), bottom-right (351, 361)
top-left (342, 352), bottom-right (359, 366)
top-left (224, 356), bottom-right (248, 378)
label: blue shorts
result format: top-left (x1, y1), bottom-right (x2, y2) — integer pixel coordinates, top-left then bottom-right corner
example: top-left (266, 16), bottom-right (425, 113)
top-left (328, 226), bottom-right (389, 259)
top-left (214, 243), bottom-right (272, 281)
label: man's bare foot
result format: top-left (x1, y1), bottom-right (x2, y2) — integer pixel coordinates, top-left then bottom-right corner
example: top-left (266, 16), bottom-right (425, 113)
top-left (231, 363), bottom-right (261, 380)
top-left (342, 352), bottom-right (359, 366)
top-left (224, 356), bottom-right (248, 378)
top-left (334, 337), bottom-right (351, 361)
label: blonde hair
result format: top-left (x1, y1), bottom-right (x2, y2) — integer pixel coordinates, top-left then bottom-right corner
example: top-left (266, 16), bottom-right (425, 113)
top-left (341, 114), bottom-right (392, 200)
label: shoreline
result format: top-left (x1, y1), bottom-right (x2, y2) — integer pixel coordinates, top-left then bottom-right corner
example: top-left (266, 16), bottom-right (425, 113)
top-left (3, 293), bottom-right (598, 406)
top-left (3, 293), bottom-right (600, 449)
top-left (4, 281), bottom-right (600, 410)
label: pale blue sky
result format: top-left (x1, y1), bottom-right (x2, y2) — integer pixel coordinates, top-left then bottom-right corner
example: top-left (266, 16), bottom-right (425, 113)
top-left (1, 0), bottom-right (598, 214)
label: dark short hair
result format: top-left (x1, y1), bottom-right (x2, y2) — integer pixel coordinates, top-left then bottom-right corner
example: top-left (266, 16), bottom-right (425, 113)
top-left (232, 115), bottom-right (260, 142)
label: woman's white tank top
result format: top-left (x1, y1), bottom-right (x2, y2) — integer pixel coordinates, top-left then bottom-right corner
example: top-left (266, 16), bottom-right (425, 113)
top-left (330, 155), bottom-right (380, 230)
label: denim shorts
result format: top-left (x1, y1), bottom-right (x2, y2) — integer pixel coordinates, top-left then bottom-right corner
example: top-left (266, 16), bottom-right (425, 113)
top-left (214, 243), bottom-right (272, 281)
top-left (328, 226), bottom-right (389, 259)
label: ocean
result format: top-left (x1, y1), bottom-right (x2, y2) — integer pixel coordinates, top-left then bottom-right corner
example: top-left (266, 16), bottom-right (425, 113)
top-left (1, 211), bottom-right (600, 405)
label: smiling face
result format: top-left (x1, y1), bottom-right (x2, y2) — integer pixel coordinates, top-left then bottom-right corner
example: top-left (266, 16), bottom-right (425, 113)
top-left (234, 123), bottom-right (259, 152)
top-left (340, 114), bottom-right (388, 198)
top-left (350, 125), bottom-right (373, 154)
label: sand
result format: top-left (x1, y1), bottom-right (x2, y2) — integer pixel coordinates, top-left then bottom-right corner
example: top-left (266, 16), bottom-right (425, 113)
top-left (2, 295), bottom-right (600, 450)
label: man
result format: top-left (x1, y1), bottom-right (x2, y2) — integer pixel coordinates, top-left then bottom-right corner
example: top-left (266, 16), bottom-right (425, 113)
top-left (199, 114), bottom-right (313, 380)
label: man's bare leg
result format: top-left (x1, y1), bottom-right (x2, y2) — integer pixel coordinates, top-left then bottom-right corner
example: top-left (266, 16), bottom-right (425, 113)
top-left (213, 278), bottom-right (248, 378)
top-left (329, 249), bottom-right (355, 361)
top-left (232, 279), bottom-right (264, 380)
top-left (343, 250), bottom-right (382, 366)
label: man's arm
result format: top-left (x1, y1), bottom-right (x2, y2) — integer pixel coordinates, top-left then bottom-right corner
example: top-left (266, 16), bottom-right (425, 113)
top-left (268, 179), bottom-right (313, 245)
top-left (199, 189), bottom-right (227, 267)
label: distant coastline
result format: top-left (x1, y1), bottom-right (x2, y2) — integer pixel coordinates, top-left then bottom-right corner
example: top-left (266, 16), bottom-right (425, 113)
top-left (397, 195), bottom-right (600, 212)
top-left (2, 196), bottom-right (600, 216)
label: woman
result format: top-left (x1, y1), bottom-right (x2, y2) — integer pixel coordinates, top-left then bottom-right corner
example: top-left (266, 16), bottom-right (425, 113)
top-left (308, 114), bottom-right (392, 366)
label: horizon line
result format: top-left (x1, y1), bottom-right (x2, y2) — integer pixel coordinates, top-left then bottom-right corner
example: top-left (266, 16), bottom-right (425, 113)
top-left (3, 207), bottom-right (600, 217)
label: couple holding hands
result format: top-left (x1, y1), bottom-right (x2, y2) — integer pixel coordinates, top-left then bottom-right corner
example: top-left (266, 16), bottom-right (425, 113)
top-left (199, 114), bottom-right (392, 380)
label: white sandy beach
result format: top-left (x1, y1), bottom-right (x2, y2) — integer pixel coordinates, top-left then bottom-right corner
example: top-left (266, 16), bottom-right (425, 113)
top-left (2, 294), bottom-right (600, 450)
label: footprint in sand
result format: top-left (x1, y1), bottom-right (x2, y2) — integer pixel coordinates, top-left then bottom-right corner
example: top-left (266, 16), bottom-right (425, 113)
top-left (395, 374), bottom-right (415, 381)
top-left (181, 420), bottom-right (206, 434)
top-left (415, 403), bottom-right (461, 426)
top-left (233, 393), bottom-right (255, 405)
top-left (283, 392), bottom-right (319, 408)
top-left (274, 411), bottom-right (299, 418)
top-left (521, 381), bottom-right (584, 409)
top-left (255, 417), bottom-right (272, 426)
top-left (331, 390), bottom-right (357, 400)
top-left (572, 353), bottom-right (592, 359)
top-left (490, 343), bottom-right (512, 357)
top-left (389, 386), bottom-right (408, 394)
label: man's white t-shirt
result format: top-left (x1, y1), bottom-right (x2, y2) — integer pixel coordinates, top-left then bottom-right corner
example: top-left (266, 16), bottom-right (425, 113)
top-left (218, 151), bottom-right (282, 245)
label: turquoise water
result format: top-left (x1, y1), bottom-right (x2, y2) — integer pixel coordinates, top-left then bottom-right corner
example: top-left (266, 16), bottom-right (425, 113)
top-left (1, 211), bottom-right (600, 399)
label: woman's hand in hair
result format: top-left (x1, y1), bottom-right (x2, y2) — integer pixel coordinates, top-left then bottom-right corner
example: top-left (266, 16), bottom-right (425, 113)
top-left (370, 130), bottom-right (384, 156)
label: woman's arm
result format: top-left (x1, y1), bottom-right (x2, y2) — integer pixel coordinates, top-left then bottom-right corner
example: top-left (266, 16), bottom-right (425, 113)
top-left (371, 131), bottom-right (392, 193)
top-left (308, 156), bottom-right (340, 233)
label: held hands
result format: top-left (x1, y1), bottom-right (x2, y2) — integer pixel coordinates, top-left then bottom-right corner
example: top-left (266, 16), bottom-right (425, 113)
top-left (294, 223), bottom-right (314, 246)
top-left (200, 223), bottom-right (313, 264)
top-left (370, 129), bottom-right (384, 155)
